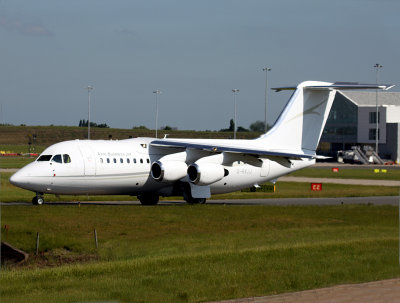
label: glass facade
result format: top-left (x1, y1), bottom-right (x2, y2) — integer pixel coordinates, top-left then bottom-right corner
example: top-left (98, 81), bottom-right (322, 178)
top-left (321, 93), bottom-right (358, 144)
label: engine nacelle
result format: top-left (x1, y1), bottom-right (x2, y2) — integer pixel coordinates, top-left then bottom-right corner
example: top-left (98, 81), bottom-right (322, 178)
top-left (187, 163), bottom-right (228, 186)
top-left (151, 160), bottom-right (187, 182)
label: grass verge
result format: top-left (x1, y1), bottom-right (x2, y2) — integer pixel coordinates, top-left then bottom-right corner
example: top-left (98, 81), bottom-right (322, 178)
top-left (289, 167), bottom-right (400, 180)
top-left (0, 204), bottom-right (399, 302)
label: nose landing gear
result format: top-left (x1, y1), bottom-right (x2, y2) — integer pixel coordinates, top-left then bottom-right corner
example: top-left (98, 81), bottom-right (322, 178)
top-left (32, 193), bottom-right (44, 205)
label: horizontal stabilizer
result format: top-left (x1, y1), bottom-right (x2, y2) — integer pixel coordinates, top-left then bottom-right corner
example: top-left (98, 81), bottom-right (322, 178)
top-left (272, 82), bottom-right (394, 92)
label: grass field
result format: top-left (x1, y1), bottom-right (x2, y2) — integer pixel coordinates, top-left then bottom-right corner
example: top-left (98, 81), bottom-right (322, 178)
top-left (0, 125), bottom-right (259, 146)
top-left (289, 166), bottom-right (400, 180)
top-left (1, 204), bottom-right (399, 302)
top-left (0, 157), bottom-right (36, 169)
top-left (0, 124), bottom-right (257, 169)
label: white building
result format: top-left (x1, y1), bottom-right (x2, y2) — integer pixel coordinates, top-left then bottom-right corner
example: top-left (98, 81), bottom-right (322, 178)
top-left (319, 91), bottom-right (400, 162)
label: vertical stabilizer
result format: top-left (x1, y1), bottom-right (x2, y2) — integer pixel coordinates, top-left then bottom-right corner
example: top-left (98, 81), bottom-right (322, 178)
top-left (258, 81), bottom-right (336, 154)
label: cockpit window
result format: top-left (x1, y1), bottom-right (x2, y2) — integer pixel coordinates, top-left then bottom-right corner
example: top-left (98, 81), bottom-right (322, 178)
top-left (63, 154), bottom-right (71, 163)
top-left (51, 154), bottom-right (63, 163)
top-left (37, 155), bottom-right (52, 161)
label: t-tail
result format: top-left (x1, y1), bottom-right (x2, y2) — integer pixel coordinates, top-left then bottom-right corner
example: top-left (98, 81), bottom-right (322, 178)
top-left (257, 81), bottom-right (394, 157)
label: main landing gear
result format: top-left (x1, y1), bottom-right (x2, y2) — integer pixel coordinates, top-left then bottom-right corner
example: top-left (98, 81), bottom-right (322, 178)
top-left (137, 193), bottom-right (159, 206)
top-left (182, 183), bottom-right (206, 204)
top-left (32, 193), bottom-right (44, 205)
top-left (185, 197), bottom-right (206, 204)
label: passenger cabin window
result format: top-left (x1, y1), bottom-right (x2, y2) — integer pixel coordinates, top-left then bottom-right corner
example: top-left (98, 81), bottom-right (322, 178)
top-left (37, 155), bottom-right (52, 161)
top-left (127, 158), bottom-right (130, 164)
top-left (147, 158), bottom-right (150, 164)
top-left (133, 158), bottom-right (137, 164)
top-left (63, 154), bottom-right (71, 163)
top-left (52, 154), bottom-right (62, 163)
top-left (120, 158), bottom-right (123, 163)
top-left (113, 158), bottom-right (116, 163)
top-left (100, 158), bottom-right (103, 164)
top-left (107, 158), bottom-right (110, 163)
top-left (140, 159), bottom-right (143, 164)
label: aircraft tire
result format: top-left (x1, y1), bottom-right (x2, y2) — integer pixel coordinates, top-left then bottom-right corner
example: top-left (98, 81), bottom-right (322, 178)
top-left (185, 197), bottom-right (206, 204)
top-left (138, 194), bottom-right (159, 206)
top-left (32, 196), bottom-right (44, 205)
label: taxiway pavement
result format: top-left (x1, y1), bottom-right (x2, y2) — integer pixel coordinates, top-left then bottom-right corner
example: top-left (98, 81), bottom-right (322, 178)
top-left (1, 196), bottom-right (398, 206)
top-left (209, 278), bottom-right (400, 303)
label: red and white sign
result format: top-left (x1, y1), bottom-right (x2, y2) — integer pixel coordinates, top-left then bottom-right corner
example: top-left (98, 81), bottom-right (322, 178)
top-left (311, 183), bottom-right (322, 191)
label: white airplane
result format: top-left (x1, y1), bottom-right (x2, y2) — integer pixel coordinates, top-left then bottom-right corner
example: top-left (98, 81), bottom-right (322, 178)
top-left (10, 81), bottom-right (393, 205)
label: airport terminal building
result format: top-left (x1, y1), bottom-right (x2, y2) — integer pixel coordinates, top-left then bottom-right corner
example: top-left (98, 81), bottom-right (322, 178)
top-left (318, 91), bottom-right (400, 163)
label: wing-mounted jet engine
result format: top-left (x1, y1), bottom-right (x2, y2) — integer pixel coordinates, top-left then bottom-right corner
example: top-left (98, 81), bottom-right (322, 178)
top-left (187, 162), bottom-right (228, 185)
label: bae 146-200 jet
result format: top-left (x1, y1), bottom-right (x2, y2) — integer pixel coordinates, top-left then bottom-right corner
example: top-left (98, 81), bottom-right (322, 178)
top-left (10, 81), bottom-right (393, 205)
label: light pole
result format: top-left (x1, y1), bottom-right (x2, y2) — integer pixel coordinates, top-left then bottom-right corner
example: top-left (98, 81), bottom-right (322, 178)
top-left (153, 90), bottom-right (162, 138)
top-left (232, 89), bottom-right (240, 139)
top-left (86, 86), bottom-right (93, 140)
top-left (374, 63), bottom-right (382, 154)
top-left (262, 67), bottom-right (271, 133)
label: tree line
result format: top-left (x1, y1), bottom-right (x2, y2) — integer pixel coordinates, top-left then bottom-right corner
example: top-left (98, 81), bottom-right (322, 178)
top-left (78, 120), bottom-right (109, 128)
top-left (77, 118), bottom-right (270, 132)
top-left (219, 119), bottom-right (270, 133)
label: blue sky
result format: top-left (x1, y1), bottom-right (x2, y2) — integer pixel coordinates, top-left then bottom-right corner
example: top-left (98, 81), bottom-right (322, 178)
top-left (1, 0), bottom-right (399, 131)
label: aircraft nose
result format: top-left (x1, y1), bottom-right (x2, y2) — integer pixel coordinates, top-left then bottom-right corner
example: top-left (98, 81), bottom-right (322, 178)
top-left (9, 170), bottom-right (24, 187)
top-left (9, 166), bottom-right (34, 189)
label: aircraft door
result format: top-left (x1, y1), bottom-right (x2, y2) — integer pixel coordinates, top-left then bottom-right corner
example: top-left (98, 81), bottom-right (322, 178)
top-left (79, 143), bottom-right (96, 176)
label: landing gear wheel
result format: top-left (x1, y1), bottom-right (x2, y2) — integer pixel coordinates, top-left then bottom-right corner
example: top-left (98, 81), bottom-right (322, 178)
top-left (138, 194), bottom-right (159, 206)
top-left (185, 197), bottom-right (207, 204)
top-left (32, 196), bottom-right (44, 205)
top-left (198, 198), bottom-right (206, 204)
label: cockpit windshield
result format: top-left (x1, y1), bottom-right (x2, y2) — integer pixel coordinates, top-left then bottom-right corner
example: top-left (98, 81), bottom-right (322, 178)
top-left (36, 154), bottom-right (72, 163)
top-left (63, 154), bottom-right (71, 163)
top-left (52, 154), bottom-right (62, 163)
top-left (37, 155), bottom-right (52, 161)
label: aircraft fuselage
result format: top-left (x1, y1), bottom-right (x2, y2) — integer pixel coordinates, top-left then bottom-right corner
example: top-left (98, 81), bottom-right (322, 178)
top-left (10, 137), bottom-right (314, 198)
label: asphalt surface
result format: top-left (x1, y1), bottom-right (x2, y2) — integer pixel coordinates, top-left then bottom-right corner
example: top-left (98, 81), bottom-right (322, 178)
top-left (209, 279), bottom-right (400, 303)
top-left (1, 196), bottom-right (399, 206)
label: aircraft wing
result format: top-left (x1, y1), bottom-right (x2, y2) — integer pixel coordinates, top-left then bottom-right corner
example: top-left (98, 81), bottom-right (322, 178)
top-left (150, 139), bottom-right (320, 160)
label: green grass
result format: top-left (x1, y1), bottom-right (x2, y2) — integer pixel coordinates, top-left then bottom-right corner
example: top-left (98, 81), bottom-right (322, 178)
top-left (289, 167), bottom-right (400, 180)
top-left (0, 124), bottom-right (258, 169)
top-left (0, 157), bottom-right (36, 169)
top-left (1, 204), bottom-right (399, 302)
top-left (0, 125), bottom-right (259, 146)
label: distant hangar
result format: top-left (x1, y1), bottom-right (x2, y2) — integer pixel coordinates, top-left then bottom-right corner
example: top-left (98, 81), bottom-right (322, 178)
top-left (319, 90), bottom-right (400, 163)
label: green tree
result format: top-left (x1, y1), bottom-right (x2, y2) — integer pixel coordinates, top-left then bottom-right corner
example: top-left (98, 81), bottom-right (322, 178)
top-left (249, 120), bottom-right (265, 132)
